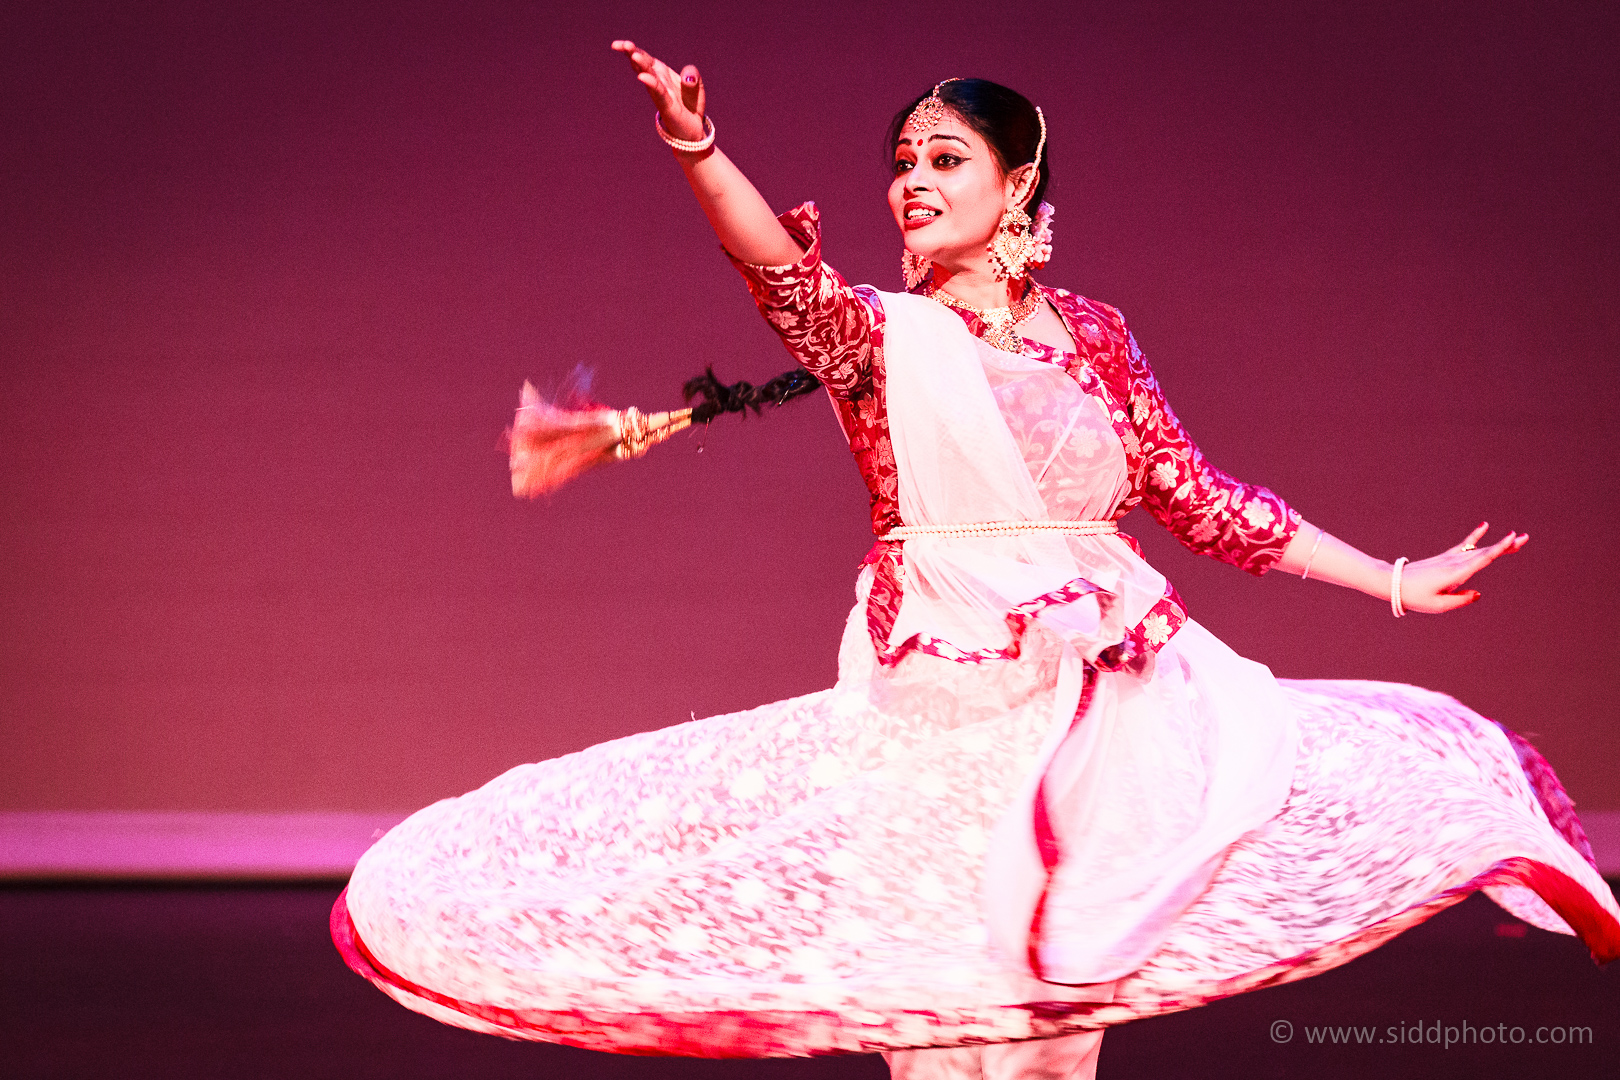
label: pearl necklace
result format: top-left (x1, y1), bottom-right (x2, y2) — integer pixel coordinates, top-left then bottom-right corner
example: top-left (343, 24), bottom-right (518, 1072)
top-left (923, 281), bottom-right (1044, 353)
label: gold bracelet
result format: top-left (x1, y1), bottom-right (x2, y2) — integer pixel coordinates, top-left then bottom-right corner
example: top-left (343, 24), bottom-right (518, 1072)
top-left (1390, 556), bottom-right (1408, 618)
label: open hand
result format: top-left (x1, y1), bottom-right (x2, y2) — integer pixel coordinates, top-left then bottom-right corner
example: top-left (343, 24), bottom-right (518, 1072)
top-left (611, 40), bottom-right (706, 144)
top-left (1398, 522), bottom-right (1528, 613)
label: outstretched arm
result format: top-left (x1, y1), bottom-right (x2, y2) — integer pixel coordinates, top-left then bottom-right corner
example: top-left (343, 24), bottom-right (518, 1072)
top-left (611, 40), bottom-right (804, 267)
top-left (1112, 313), bottom-right (1527, 614)
top-left (1275, 520), bottom-right (1527, 614)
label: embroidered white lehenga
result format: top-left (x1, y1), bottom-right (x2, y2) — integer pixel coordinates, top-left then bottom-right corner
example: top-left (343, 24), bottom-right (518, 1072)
top-left (333, 284), bottom-right (1620, 1060)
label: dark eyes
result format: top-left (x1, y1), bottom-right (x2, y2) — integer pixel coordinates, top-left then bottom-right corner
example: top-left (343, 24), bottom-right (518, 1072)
top-left (893, 153), bottom-right (964, 175)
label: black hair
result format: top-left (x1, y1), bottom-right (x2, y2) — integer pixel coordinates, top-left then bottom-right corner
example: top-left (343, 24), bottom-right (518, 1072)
top-left (886, 78), bottom-right (1050, 215)
top-left (682, 366), bottom-right (818, 423)
top-left (681, 80), bottom-right (1052, 429)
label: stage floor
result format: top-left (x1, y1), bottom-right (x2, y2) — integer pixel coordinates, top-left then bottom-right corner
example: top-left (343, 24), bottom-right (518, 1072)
top-left (4, 884), bottom-right (1616, 1079)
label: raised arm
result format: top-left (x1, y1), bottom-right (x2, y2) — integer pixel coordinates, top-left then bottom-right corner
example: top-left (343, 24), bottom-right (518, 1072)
top-left (611, 41), bottom-right (803, 266)
top-left (612, 41), bottom-right (879, 398)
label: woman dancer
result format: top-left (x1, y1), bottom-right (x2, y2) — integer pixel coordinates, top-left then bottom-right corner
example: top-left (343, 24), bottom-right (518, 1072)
top-left (333, 43), bottom-right (1620, 1079)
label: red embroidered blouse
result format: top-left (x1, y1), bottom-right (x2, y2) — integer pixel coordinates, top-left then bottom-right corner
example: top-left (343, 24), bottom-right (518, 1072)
top-left (728, 202), bottom-right (1300, 663)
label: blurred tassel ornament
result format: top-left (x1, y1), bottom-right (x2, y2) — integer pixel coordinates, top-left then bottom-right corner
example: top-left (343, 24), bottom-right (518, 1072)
top-left (506, 366), bottom-right (819, 497)
top-left (507, 381), bottom-right (692, 498)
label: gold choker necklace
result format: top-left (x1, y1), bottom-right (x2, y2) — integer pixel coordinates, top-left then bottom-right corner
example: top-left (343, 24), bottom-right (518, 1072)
top-left (923, 282), bottom-right (1043, 352)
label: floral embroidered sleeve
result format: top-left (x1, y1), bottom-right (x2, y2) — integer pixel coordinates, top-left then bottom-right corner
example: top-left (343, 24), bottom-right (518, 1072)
top-left (724, 201), bottom-right (880, 399)
top-left (1114, 314), bottom-right (1300, 575)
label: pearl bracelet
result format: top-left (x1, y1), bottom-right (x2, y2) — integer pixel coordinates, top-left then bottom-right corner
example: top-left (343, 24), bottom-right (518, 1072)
top-left (655, 112), bottom-right (716, 153)
top-left (1390, 556), bottom-right (1408, 618)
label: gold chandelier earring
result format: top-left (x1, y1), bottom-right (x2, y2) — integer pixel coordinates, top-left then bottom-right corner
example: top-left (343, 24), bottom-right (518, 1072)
top-left (902, 249), bottom-right (932, 290)
top-left (987, 204), bottom-right (1036, 281)
top-left (986, 106), bottom-right (1046, 282)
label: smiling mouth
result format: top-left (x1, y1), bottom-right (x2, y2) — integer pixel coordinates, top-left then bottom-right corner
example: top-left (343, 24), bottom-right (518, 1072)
top-left (904, 207), bottom-right (941, 227)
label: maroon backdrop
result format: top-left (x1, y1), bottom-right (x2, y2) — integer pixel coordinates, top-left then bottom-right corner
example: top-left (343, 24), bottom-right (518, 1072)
top-left (2, 0), bottom-right (1616, 814)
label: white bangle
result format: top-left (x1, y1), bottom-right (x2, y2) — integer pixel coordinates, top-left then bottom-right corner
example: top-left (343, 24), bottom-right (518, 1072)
top-left (1300, 529), bottom-right (1326, 582)
top-left (1390, 556), bottom-right (1408, 618)
top-left (655, 112), bottom-right (716, 153)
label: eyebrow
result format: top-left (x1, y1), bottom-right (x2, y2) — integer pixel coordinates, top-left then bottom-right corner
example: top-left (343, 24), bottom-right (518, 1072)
top-left (896, 133), bottom-right (971, 151)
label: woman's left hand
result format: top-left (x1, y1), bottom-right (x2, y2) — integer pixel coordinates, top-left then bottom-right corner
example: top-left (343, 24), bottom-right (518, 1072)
top-left (1398, 522), bottom-right (1528, 614)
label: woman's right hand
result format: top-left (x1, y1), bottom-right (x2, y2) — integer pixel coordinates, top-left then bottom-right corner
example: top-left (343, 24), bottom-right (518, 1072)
top-left (606, 40), bottom-right (803, 265)
top-left (611, 40), bottom-right (707, 145)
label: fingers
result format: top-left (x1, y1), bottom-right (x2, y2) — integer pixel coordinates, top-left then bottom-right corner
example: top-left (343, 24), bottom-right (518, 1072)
top-left (1445, 535), bottom-right (1512, 585)
top-left (1429, 590), bottom-right (1481, 613)
top-left (679, 64), bottom-right (703, 115)
top-left (1473, 530), bottom-right (1526, 565)
top-left (613, 40), bottom-right (674, 85)
top-left (612, 39), bottom-right (675, 102)
top-left (1449, 521), bottom-right (1490, 553)
top-left (1406, 523), bottom-right (1530, 612)
top-left (1444, 528), bottom-right (1526, 580)
top-left (1418, 529), bottom-right (1525, 610)
top-left (610, 41), bottom-right (711, 127)
top-left (611, 39), bottom-right (649, 70)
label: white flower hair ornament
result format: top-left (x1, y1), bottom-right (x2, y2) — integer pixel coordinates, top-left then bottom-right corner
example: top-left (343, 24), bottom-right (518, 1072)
top-left (1028, 201), bottom-right (1055, 270)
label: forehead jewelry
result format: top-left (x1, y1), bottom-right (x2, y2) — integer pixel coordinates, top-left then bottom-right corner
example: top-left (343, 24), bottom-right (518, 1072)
top-left (904, 78), bottom-right (964, 132)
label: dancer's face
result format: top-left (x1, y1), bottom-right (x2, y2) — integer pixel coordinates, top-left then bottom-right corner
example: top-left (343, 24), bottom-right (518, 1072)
top-left (889, 114), bottom-right (1028, 274)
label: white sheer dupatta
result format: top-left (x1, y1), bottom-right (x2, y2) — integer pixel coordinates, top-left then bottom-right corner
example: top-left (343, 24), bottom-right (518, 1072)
top-left (880, 291), bottom-right (1132, 662)
top-left (878, 291), bottom-right (1297, 986)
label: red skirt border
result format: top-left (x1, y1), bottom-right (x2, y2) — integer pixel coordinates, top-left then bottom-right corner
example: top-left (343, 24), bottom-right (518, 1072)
top-left (331, 849), bottom-right (1618, 1058)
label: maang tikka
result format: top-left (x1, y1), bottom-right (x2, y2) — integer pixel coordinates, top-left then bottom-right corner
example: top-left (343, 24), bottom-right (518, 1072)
top-left (899, 82), bottom-right (1054, 288)
top-left (905, 77), bottom-right (961, 136)
top-left (901, 79), bottom-right (960, 290)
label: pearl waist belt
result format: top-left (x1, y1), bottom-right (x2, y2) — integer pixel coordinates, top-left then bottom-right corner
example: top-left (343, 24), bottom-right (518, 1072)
top-left (880, 519), bottom-right (1119, 542)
